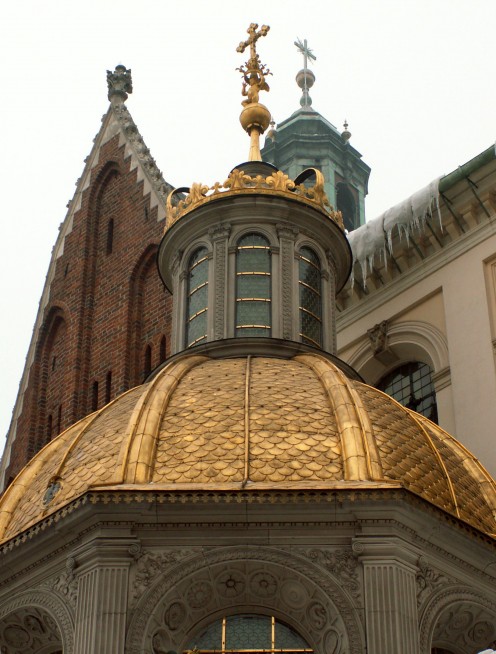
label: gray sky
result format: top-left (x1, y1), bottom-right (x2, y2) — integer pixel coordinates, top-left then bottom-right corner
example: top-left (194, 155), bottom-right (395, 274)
top-left (1, 0), bottom-right (495, 452)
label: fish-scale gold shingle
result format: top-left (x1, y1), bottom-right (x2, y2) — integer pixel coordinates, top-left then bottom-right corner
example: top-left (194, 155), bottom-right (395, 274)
top-left (0, 353), bottom-right (495, 543)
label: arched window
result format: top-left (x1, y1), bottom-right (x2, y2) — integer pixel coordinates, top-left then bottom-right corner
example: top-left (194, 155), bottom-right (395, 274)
top-left (377, 361), bottom-right (438, 423)
top-left (236, 233), bottom-right (271, 337)
top-left (188, 614), bottom-right (313, 654)
top-left (186, 247), bottom-right (209, 347)
top-left (298, 247), bottom-right (322, 347)
top-left (336, 183), bottom-right (357, 232)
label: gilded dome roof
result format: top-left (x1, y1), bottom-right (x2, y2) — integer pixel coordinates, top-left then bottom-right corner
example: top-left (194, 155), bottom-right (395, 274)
top-left (1, 352), bottom-right (495, 542)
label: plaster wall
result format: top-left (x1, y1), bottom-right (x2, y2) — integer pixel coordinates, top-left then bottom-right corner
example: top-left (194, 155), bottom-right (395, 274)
top-left (337, 229), bottom-right (496, 476)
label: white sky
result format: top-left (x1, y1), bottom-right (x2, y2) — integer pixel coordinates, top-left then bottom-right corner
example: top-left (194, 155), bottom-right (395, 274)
top-left (1, 0), bottom-right (495, 454)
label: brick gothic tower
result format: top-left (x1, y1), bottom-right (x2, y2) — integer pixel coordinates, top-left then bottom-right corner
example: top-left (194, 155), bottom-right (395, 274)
top-left (0, 66), bottom-right (174, 488)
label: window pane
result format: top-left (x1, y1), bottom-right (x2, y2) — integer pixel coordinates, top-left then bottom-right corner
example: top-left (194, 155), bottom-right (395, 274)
top-left (237, 300), bottom-right (271, 326)
top-left (226, 615), bottom-right (271, 650)
top-left (187, 247), bottom-right (208, 347)
top-left (194, 620), bottom-right (222, 650)
top-left (237, 274), bottom-right (271, 298)
top-left (298, 247), bottom-right (322, 347)
top-left (377, 361), bottom-right (438, 423)
top-left (236, 234), bottom-right (271, 337)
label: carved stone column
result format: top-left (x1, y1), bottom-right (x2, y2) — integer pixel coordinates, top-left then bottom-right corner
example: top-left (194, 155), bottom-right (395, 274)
top-left (73, 536), bottom-right (136, 654)
top-left (209, 223), bottom-right (231, 340)
top-left (353, 539), bottom-right (420, 654)
top-left (277, 224), bottom-right (298, 340)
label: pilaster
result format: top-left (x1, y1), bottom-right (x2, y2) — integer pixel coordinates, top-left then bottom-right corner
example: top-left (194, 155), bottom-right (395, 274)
top-left (209, 223), bottom-right (231, 340)
top-left (277, 224), bottom-right (298, 340)
top-left (353, 538), bottom-right (420, 654)
top-left (73, 536), bottom-right (137, 654)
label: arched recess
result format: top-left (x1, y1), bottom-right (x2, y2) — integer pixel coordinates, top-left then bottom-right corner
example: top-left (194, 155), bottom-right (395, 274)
top-left (347, 320), bottom-right (450, 386)
top-left (127, 244), bottom-right (172, 386)
top-left (126, 546), bottom-right (364, 654)
top-left (31, 304), bottom-right (71, 454)
top-left (0, 589), bottom-right (74, 654)
top-left (77, 161), bottom-right (123, 417)
top-left (419, 586), bottom-right (496, 654)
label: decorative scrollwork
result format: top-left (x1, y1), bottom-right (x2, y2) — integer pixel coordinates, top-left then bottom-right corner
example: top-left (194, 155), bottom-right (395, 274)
top-left (165, 168), bottom-right (342, 230)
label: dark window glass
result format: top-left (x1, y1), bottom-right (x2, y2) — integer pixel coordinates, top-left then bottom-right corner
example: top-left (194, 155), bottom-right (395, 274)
top-left (188, 614), bottom-right (312, 654)
top-left (236, 234), bottom-right (271, 337)
top-left (377, 361), bottom-right (438, 423)
top-left (298, 247), bottom-right (322, 347)
top-left (105, 371), bottom-right (112, 404)
top-left (92, 381), bottom-right (99, 412)
top-left (336, 183), bottom-right (357, 232)
top-left (160, 335), bottom-right (166, 363)
top-left (187, 247), bottom-right (209, 347)
top-left (57, 404), bottom-right (62, 434)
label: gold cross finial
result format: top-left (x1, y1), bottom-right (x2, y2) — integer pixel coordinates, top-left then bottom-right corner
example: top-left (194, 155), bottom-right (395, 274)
top-left (236, 23), bottom-right (272, 161)
top-left (236, 23), bottom-right (270, 62)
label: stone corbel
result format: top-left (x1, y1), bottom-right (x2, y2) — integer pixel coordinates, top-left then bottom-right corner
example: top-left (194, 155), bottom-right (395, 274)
top-left (367, 320), bottom-right (398, 366)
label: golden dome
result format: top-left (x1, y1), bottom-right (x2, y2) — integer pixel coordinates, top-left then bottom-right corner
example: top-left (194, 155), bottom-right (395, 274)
top-left (1, 352), bottom-right (495, 542)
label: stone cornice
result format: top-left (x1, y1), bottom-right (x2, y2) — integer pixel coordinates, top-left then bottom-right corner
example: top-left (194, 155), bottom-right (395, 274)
top-left (338, 217), bottom-right (496, 330)
top-left (1, 486), bottom-right (494, 556)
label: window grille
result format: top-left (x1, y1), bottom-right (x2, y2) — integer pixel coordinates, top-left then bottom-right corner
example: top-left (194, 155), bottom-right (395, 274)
top-left (377, 361), bottom-right (438, 423)
top-left (186, 247), bottom-right (209, 347)
top-left (235, 234), bottom-right (271, 337)
top-left (298, 247), bottom-right (322, 347)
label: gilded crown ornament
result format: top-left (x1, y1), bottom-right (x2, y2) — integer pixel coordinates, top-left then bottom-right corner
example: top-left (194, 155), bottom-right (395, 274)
top-left (236, 23), bottom-right (272, 161)
top-left (166, 167), bottom-right (343, 230)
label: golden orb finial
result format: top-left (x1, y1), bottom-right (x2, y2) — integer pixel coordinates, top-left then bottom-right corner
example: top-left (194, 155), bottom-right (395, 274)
top-left (236, 23), bottom-right (272, 161)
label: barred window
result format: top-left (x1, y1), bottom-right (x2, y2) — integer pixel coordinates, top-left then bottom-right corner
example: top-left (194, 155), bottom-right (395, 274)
top-left (377, 361), bottom-right (438, 423)
top-left (298, 247), bottom-right (322, 347)
top-left (187, 614), bottom-right (313, 654)
top-left (236, 233), bottom-right (271, 337)
top-left (186, 247), bottom-right (209, 347)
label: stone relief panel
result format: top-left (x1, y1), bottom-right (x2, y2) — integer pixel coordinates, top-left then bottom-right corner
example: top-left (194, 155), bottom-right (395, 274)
top-left (39, 557), bottom-right (78, 611)
top-left (126, 546), bottom-right (364, 654)
top-left (419, 587), bottom-right (496, 654)
top-left (128, 544), bottom-right (197, 608)
top-left (0, 606), bottom-right (62, 653)
top-left (0, 590), bottom-right (73, 654)
top-left (415, 556), bottom-right (454, 610)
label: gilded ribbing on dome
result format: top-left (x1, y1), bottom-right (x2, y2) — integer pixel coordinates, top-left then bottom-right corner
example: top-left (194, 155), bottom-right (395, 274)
top-left (296, 354), bottom-right (381, 480)
top-left (0, 352), bottom-right (494, 543)
top-left (120, 355), bottom-right (207, 484)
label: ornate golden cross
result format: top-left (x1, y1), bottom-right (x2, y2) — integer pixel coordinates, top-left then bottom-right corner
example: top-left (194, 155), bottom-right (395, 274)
top-left (236, 23), bottom-right (270, 61)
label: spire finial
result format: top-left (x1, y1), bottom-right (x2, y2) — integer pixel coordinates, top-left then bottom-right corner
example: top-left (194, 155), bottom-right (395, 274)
top-left (107, 65), bottom-right (133, 104)
top-left (294, 38), bottom-right (316, 108)
top-left (237, 23), bottom-right (272, 161)
top-left (341, 119), bottom-right (352, 143)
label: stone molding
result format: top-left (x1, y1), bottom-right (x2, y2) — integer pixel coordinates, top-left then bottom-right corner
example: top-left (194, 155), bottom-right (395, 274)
top-left (0, 589), bottom-right (74, 653)
top-left (126, 545), bottom-right (364, 654)
top-left (431, 366), bottom-right (452, 392)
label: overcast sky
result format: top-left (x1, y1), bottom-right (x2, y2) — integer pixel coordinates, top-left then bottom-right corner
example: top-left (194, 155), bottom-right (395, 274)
top-left (1, 0), bottom-right (495, 454)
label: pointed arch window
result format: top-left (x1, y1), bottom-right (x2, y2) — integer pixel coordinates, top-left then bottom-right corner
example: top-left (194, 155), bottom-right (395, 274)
top-left (186, 247), bottom-right (209, 347)
top-left (298, 247), bottom-right (322, 347)
top-left (236, 233), bottom-right (271, 337)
